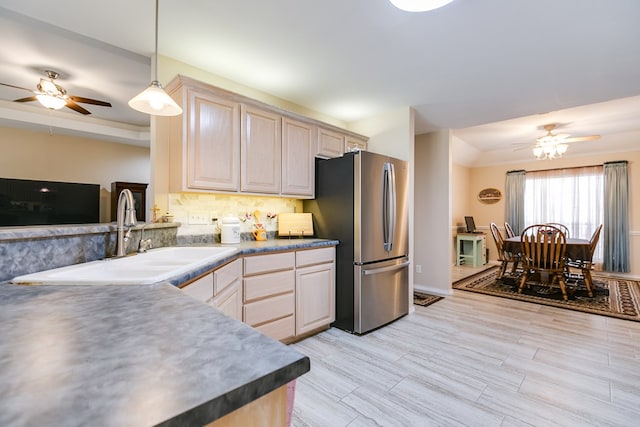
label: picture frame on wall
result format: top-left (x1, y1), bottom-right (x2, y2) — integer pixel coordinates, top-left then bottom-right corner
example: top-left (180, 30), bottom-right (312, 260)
top-left (477, 188), bottom-right (502, 204)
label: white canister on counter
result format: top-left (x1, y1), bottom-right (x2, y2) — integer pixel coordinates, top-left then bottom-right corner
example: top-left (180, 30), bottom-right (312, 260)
top-left (220, 217), bottom-right (241, 244)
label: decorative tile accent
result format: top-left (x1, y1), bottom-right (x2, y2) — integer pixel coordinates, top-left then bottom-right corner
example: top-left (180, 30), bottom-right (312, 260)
top-left (168, 193), bottom-right (303, 236)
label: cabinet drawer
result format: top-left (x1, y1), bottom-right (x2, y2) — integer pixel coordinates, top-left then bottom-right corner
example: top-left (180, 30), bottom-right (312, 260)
top-left (296, 247), bottom-right (335, 268)
top-left (244, 270), bottom-right (295, 302)
top-left (254, 315), bottom-right (295, 342)
top-left (244, 252), bottom-right (295, 276)
top-left (214, 258), bottom-right (242, 294)
top-left (180, 272), bottom-right (214, 302)
top-left (243, 293), bottom-right (295, 327)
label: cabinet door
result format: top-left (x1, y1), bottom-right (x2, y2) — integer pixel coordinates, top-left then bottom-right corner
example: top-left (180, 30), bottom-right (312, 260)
top-left (317, 127), bottom-right (345, 158)
top-left (295, 263), bottom-right (335, 335)
top-left (212, 280), bottom-right (243, 321)
top-left (345, 136), bottom-right (367, 153)
top-left (282, 118), bottom-right (314, 197)
top-left (241, 105), bottom-right (281, 194)
top-left (181, 272), bottom-right (214, 303)
top-left (188, 90), bottom-right (240, 191)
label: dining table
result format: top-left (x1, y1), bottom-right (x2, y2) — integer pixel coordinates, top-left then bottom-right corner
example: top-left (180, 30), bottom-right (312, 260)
top-left (503, 235), bottom-right (591, 261)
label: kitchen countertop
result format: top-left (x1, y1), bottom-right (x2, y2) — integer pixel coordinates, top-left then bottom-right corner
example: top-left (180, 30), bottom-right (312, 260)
top-left (0, 238), bottom-right (338, 426)
top-left (166, 238), bottom-right (339, 286)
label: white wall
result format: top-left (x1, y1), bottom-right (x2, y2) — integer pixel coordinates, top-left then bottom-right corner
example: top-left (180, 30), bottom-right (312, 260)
top-left (414, 130), bottom-right (452, 296)
top-left (348, 107), bottom-right (413, 161)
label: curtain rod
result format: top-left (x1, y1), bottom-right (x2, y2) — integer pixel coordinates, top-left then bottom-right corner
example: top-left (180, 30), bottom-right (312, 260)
top-left (524, 163), bottom-right (604, 173)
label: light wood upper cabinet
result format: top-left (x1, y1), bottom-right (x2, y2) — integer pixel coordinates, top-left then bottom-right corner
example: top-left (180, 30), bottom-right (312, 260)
top-left (345, 135), bottom-right (367, 153)
top-left (166, 85), bottom-right (241, 193)
top-left (282, 118), bottom-right (314, 197)
top-left (241, 105), bottom-right (282, 194)
top-left (189, 91), bottom-right (241, 191)
top-left (317, 127), bottom-right (345, 158)
top-left (162, 75), bottom-right (367, 197)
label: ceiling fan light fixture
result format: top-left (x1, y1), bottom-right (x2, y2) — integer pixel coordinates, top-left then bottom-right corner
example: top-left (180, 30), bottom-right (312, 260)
top-left (36, 94), bottom-right (67, 110)
top-left (128, 80), bottom-right (182, 116)
top-left (128, 0), bottom-right (182, 117)
top-left (533, 146), bottom-right (544, 159)
top-left (389, 0), bottom-right (455, 12)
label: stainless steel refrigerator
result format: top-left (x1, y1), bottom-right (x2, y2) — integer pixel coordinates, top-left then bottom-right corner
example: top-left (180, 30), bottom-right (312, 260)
top-left (303, 151), bottom-right (409, 334)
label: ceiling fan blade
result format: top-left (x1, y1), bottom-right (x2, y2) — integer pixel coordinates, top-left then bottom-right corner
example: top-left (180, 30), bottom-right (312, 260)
top-left (68, 95), bottom-right (112, 107)
top-left (65, 100), bottom-right (91, 115)
top-left (0, 82), bottom-right (34, 92)
top-left (13, 96), bottom-right (38, 103)
top-left (512, 144), bottom-right (533, 152)
top-left (563, 135), bottom-right (600, 143)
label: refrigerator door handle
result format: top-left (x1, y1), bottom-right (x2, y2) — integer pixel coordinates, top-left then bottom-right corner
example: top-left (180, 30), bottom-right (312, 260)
top-left (362, 260), bottom-right (410, 275)
top-left (382, 162), bottom-right (396, 252)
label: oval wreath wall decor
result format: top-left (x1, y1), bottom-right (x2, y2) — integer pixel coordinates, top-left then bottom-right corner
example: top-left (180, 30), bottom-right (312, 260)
top-left (477, 188), bottom-right (502, 204)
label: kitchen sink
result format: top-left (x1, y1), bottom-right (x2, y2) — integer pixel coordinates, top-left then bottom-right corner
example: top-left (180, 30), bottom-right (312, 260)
top-left (11, 246), bottom-right (239, 286)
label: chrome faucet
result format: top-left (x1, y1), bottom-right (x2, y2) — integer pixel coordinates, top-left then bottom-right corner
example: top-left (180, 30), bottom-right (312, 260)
top-left (116, 189), bottom-right (137, 257)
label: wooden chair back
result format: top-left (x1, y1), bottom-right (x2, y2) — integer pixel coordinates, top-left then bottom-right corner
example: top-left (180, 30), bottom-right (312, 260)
top-left (588, 224), bottom-right (603, 260)
top-left (504, 222), bottom-right (516, 238)
top-left (546, 222), bottom-right (570, 238)
top-left (489, 222), bottom-right (505, 261)
top-left (520, 224), bottom-right (567, 273)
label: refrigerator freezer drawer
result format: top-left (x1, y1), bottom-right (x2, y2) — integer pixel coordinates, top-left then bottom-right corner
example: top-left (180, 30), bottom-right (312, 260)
top-left (354, 258), bottom-right (409, 334)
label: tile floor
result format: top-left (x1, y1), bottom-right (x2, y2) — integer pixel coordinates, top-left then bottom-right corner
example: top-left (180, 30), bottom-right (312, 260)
top-left (291, 264), bottom-right (640, 426)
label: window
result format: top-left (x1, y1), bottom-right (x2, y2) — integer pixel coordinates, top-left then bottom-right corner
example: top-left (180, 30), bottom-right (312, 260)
top-left (523, 165), bottom-right (603, 262)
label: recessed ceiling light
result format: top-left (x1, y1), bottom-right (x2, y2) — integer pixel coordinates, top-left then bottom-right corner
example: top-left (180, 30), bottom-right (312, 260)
top-left (389, 0), bottom-right (455, 12)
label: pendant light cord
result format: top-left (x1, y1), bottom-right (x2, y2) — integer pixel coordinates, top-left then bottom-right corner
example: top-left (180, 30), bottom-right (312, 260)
top-left (153, 0), bottom-right (159, 82)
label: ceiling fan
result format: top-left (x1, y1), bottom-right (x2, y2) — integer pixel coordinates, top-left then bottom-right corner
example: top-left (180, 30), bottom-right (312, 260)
top-left (0, 70), bottom-right (112, 115)
top-left (514, 123), bottom-right (601, 160)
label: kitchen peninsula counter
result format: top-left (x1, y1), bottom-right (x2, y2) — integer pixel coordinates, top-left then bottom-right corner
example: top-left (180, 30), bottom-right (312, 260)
top-left (0, 238), bottom-right (341, 425)
top-left (0, 281), bottom-right (309, 426)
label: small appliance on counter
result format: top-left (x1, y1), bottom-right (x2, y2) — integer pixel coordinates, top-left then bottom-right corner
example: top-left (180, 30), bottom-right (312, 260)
top-left (220, 217), bottom-right (240, 244)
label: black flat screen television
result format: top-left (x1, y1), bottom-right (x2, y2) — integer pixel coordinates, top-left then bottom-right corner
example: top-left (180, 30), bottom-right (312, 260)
top-left (0, 178), bottom-right (100, 226)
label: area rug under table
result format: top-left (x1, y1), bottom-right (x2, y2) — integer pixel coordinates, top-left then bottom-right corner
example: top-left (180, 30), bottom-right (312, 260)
top-left (453, 266), bottom-right (640, 322)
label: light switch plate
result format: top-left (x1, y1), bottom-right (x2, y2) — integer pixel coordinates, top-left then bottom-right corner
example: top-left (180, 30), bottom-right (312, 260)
top-left (188, 211), bottom-right (210, 225)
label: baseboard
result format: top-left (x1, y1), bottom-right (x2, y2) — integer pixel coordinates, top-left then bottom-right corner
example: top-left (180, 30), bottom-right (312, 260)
top-left (413, 284), bottom-right (453, 297)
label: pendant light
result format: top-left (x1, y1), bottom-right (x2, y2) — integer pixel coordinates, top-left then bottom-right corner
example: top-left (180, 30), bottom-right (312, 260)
top-left (389, 0), bottom-right (455, 12)
top-left (128, 0), bottom-right (182, 116)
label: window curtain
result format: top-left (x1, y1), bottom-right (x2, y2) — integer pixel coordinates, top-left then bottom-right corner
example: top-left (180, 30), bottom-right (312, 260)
top-left (505, 170), bottom-right (526, 235)
top-left (523, 165), bottom-right (604, 263)
top-left (603, 161), bottom-right (629, 272)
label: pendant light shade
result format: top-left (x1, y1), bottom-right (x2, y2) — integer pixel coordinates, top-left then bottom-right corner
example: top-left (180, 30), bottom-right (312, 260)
top-left (128, 0), bottom-right (182, 116)
top-left (389, 0), bottom-right (455, 12)
top-left (128, 80), bottom-right (182, 116)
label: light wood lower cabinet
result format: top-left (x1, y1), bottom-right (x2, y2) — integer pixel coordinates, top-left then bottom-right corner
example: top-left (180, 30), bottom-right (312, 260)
top-left (296, 262), bottom-right (335, 335)
top-left (182, 247), bottom-right (335, 342)
top-left (243, 252), bottom-right (296, 342)
top-left (181, 259), bottom-right (243, 321)
top-left (295, 247), bottom-right (336, 335)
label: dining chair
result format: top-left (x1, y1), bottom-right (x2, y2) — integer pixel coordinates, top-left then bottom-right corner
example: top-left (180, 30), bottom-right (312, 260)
top-left (490, 222), bottom-right (519, 279)
top-left (564, 224), bottom-right (602, 298)
top-left (546, 222), bottom-right (570, 238)
top-left (518, 224), bottom-right (569, 301)
top-left (504, 222), bottom-right (516, 238)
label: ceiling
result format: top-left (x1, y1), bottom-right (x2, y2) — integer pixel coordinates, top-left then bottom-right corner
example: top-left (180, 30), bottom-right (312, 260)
top-left (1, 0), bottom-right (640, 164)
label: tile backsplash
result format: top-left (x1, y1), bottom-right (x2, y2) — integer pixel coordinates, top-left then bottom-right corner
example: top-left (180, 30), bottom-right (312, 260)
top-left (167, 193), bottom-right (304, 236)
